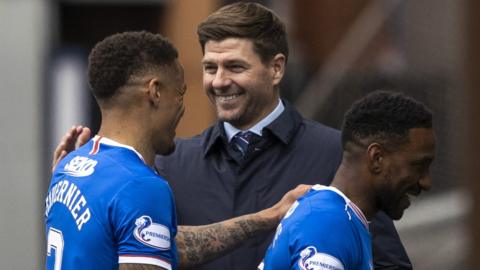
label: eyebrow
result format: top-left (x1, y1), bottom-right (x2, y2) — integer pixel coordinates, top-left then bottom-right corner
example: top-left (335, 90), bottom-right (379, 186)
top-left (201, 60), bottom-right (213, 65)
top-left (201, 59), bottom-right (249, 66)
top-left (412, 156), bottom-right (434, 165)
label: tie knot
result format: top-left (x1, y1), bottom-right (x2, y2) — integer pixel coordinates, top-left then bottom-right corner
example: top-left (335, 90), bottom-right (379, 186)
top-left (237, 131), bottom-right (255, 141)
top-left (232, 131), bottom-right (256, 155)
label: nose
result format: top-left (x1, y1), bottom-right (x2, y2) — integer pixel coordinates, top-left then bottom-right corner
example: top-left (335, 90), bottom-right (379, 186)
top-left (211, 68), bottom-right (231, 89)
top-left (419, 173), bottom-right (432, 192)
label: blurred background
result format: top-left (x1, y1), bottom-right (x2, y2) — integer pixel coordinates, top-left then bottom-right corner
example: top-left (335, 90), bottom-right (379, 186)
top-left (1, 0), bottom-right (479, 269)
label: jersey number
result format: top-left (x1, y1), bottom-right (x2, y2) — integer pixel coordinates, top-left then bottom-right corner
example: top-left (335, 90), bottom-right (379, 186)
top-left (47, 227), bottom-right (64, 270)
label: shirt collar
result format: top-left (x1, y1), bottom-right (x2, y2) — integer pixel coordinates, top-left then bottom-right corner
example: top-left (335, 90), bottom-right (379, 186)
top-left (91, 135), bottom-right (145, 163)
top-left (223, 99), bottom-right (284, 142)
top-left (202, 99), bottom-right (303, 156)
top-left (312, 184), bottom-right (369, 230)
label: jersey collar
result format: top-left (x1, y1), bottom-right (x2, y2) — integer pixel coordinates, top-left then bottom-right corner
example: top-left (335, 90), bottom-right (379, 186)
top-left (312, 184), bottom-right (369, 230)
top-left (89, 135), bottom-right (145, 163)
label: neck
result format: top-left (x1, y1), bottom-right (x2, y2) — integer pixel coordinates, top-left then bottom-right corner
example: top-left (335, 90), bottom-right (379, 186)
top-left (98, 108), bottom-right (155, 166)
top-left (330, 160), bottom-right (377, 220)
top-left (231, 98), bottom-right (281, 131)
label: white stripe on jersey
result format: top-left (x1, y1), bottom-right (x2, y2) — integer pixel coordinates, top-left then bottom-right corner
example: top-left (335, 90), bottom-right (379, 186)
top-left (119, 255), bottom-right (171, 270)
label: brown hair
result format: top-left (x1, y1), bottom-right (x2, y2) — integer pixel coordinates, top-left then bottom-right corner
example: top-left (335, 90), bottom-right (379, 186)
top-left (197, 2), bottom-right (288, 64)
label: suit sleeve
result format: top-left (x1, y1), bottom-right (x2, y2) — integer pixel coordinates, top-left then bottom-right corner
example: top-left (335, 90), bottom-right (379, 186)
top-left (370, 211), bottom-right (412, 270)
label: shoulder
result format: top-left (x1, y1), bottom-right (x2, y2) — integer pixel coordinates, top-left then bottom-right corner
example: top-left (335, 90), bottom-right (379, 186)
top-left (284, 192), bottom-right (361, 270)
top-left (91, 147), bottom-right (171, 199)
top-left (292, 119), bottom-right (343, 160)
top-left (166, 125), bottom-right (216, 156)
top-left (281, 189), bottom-right (359, 248)
top-left (301, 119), bottom-right (341, 141)
top-left (289, 191), bottom-right (351, 231)
top-left (118, 174), bottom-right (173, 199)
top-left (155, 125), bottom-right (218, 167)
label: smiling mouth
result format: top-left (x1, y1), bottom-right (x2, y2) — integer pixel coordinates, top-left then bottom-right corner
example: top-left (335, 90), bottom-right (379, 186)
top-left (216, 94), bottom-right (241, 102)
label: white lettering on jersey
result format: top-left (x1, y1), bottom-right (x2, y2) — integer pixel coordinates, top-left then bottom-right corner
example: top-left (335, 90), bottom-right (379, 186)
top-left (134, 216), bottom-right (171, 250)
top-left (45, 180), bottom-right (91, 230)
top-left (64, 156), bottom-right (98, 177)
top-left (284, 200), bottom-right (299, 219)
top-left (272, 223), bottom-right (282, 248)
top-left (298, 246), bottom-right (344, 270)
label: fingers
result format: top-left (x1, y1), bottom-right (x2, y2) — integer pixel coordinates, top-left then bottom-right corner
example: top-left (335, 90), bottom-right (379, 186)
top-left (292, 184), bottom-right (312, 197)
top-left (284, 184), bottom-right (312, 200)
top-left (52, 128), bottom-right (75, 172)
top-left (75, 127), bottom-right (92, 149)
top-left (52, 150), bottom-right (67, 173)
top-left (51, 125), bottom-right (92, 173)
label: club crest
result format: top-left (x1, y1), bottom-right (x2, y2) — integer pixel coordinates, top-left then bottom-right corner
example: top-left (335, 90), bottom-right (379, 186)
top-left (298, 246), bottom-right (344, 270)
top-left (133, 215), bottom-right (171, 250)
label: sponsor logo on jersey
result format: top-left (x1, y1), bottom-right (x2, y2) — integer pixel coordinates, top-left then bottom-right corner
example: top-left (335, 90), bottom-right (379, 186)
top-left (63, 156), bottom-right (98, 177)
top-left (134, 215), bottom-right (171, 250)
top-left (298, 246), bottom-right (344, 270)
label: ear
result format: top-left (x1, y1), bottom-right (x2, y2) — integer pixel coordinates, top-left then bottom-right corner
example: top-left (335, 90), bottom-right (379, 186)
top-left (146, 78), bottom-right (162, 107)
top-left (366, 143), bottom-right (385, 174)
top-left (270, 53), bottom-right (286, 86)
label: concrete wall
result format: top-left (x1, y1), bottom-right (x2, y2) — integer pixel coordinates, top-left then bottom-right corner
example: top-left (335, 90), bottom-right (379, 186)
top-left (0, 1), bottom-right (50, 268)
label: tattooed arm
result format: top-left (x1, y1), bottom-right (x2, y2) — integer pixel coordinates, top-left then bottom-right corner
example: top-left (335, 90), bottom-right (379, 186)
top-left (50, 128), bottom-right (310, 268)
top-left (176, 184), bottom-right (310, 269)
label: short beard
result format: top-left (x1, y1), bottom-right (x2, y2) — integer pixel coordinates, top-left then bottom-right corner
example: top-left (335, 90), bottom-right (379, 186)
top-left (377, 171), bottom-right (402, 220)
top-left (157, 142), bottom-right (176, 156)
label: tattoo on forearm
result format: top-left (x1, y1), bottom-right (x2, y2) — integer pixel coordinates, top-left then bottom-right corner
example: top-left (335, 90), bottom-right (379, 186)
top-left (176, 214), bottom-right (275, 269)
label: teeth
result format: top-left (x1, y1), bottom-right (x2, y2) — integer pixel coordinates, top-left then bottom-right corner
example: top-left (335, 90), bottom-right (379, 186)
top-left (217, 95), bottom-right (239, 102)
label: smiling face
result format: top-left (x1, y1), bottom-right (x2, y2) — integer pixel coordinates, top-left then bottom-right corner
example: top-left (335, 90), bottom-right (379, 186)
top-left (376, 128), bottom-right (436, 220)
top-left (202, 38), bottom-right (284, 130)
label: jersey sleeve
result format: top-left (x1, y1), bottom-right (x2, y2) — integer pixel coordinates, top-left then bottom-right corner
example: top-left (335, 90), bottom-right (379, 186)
top-left (289, 209), bottom-right (360, 270)
top-left (110, 177), bottom-right (177, 270)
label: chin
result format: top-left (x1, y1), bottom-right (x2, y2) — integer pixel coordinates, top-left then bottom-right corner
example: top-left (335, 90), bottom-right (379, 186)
top-left (385, 206), bottom-right (406, 220)
top-left (157, 142), bottom-right (176, 156)
top-left (216, 106), bottom-right (245, 122)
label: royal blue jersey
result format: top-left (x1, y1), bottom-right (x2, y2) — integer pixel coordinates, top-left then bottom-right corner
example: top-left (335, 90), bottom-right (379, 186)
top-left (260, 185), bottom-right (372, 270)
top-left (45, 136), bottom-right (177, 270)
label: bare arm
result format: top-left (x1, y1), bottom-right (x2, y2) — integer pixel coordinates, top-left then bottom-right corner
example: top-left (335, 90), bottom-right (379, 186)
top-left (176, 184), bottom-right (311, 269)
top-left (50, 127), bottom-right (310, 268)
top-left (52, 125), bottom-right (91, 172)
top-left (119, 264), bottom-right (167, 270)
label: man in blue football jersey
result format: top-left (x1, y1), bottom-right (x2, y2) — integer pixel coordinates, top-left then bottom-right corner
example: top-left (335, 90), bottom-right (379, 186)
top-left (45, 31), bottom-right (308, 270)
top-left (260, 91), bottom-right (436, 270)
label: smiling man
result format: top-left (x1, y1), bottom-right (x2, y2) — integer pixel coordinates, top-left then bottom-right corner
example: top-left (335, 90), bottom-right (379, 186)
top-left (46, 31), bottom-right (309, 270)
top-left (51, 3), bottom-right (416, 270)
top-left (260, 91), bottom-right (435, 270)
top-left (201, 37), bottom-right (284, 130)
top-left (156, 3), bottom-right (413, 270)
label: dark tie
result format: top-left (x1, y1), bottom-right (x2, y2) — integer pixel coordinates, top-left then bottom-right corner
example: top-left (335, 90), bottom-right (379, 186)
top-left (232, 131), bottom-right (255, 155)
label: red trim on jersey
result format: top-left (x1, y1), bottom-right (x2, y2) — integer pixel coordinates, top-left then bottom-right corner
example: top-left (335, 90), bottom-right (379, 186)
top-left (89, 136), bottom-right (102, 155)
top-left (120, 254), bottom-right (171, 263)
top-left (348, 201), bottom-right (369, 230)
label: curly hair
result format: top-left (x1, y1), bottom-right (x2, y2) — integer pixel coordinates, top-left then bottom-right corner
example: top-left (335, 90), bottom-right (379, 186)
top-left (88, 31), bottom-right (178, 100)
top-left (341, 90), bottom-right (432, 150)
top-left (197, 2), bottom-right (288, 64)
